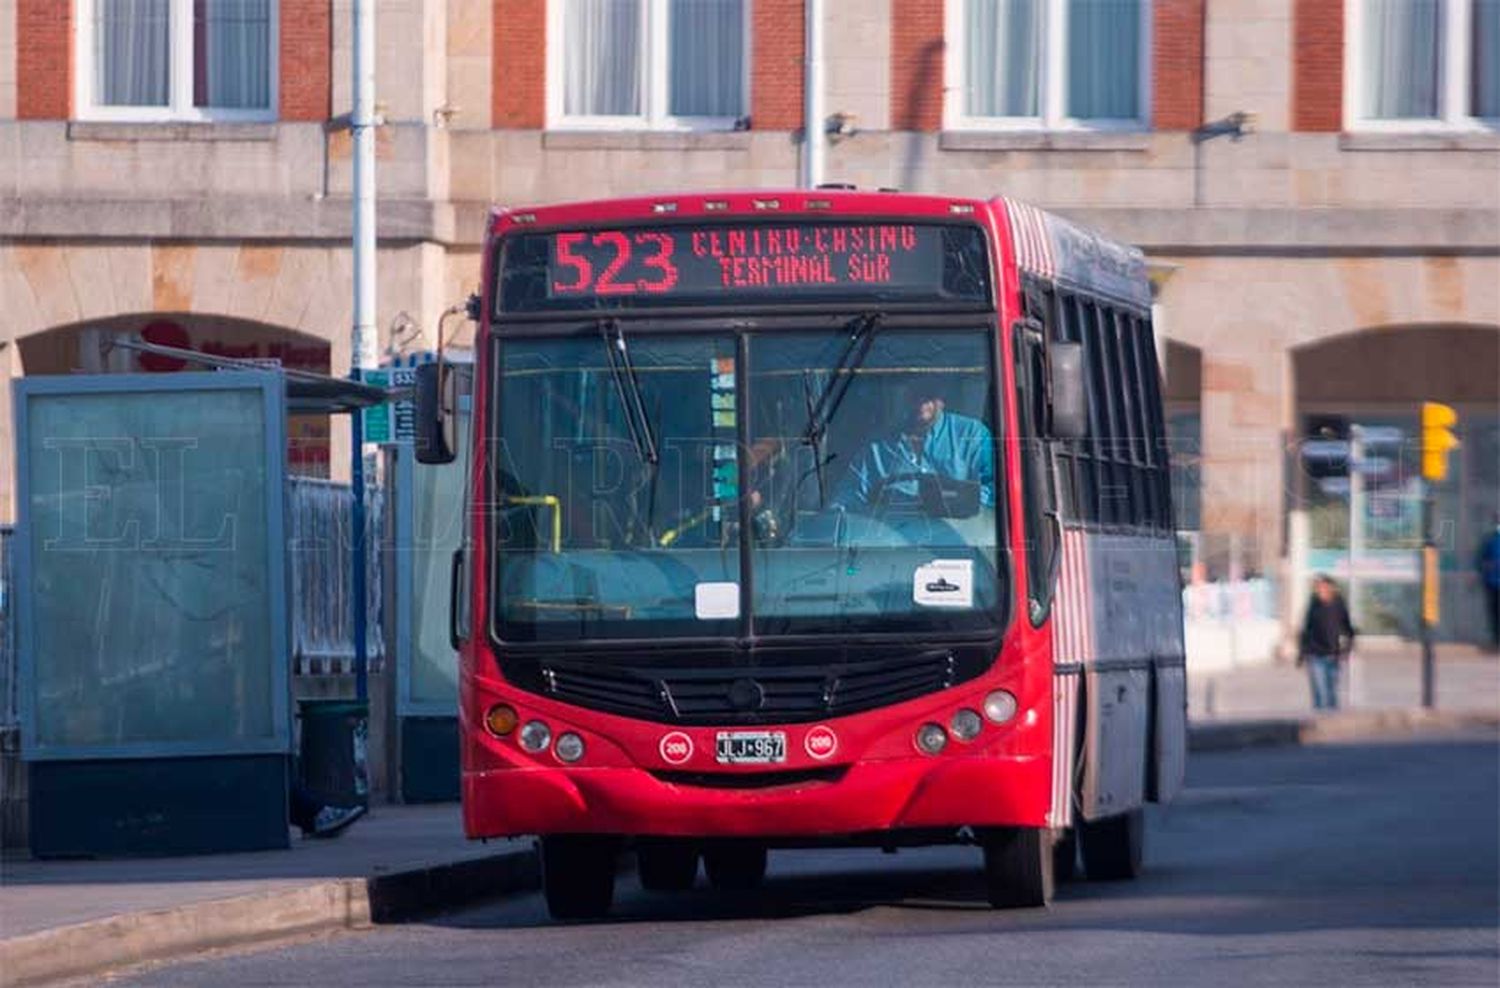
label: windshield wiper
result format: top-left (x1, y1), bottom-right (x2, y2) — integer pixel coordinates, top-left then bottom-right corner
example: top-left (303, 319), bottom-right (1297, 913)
top-left (800, 313), bottom-right (883, 504)
top-left (600, 319), bottom-right (659, 466)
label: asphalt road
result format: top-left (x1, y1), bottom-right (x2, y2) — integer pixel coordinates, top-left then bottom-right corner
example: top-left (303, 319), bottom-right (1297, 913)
top-left (114, 730), bottom-right (1499, 987)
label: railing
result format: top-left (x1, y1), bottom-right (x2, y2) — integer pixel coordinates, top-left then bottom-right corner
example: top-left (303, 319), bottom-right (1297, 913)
top-left (287, 478), bottom-right (385, 675)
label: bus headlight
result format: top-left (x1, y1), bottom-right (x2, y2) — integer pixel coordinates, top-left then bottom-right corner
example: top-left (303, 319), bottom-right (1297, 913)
top-left (915, 723), bottom-right (948, 755)
top-left (519, 720), bottom-right (552, 753)
top-left (983, 690), bottom-right (1018, 724)
top-left (950, 708), bottom-right (983, 742)
top-left (554, 732), bottom-right (585, 763)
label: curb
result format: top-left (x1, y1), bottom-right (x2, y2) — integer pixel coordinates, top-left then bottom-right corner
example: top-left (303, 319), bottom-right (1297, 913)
top-left (1187, 718), bottom-right (1303, 752)
top-left (1188, 707), bottom-right (1500, 752)
top-left (0, 848), bottom-right (539, 987)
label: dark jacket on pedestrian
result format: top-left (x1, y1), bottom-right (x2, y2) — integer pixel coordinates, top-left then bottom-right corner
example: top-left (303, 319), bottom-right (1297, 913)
top-left (1299, 594), bottom-right (1356, 660)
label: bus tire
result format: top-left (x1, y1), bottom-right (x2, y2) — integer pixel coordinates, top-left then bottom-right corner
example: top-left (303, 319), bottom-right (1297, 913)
top-left (637, 839), bottom-right (699, 892)
top-left (703, 844), bottom-right (767, 891)
top-left (980, 827), bottom-right (1054, 908)
top-left (1052, 828), bottom-right (1079, 883)
top-left (1079, 808), bottom-right (1145, 881)
top-left (540, 835), bottom-right (619, 920)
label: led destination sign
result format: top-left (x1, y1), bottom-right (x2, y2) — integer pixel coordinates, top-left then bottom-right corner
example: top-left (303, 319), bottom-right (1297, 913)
top-left (497, 222), bottom-right (990, 313)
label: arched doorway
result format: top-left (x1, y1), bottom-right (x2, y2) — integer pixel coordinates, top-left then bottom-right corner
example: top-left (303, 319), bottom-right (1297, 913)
top-left (17, 315), bottom-right (335, 478)
top-left (1291, 324), bottom-right (1499, 643)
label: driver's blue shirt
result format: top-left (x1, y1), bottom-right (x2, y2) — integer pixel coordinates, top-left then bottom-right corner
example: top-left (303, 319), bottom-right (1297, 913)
top-left (833, 410), bottom-right (995, 510)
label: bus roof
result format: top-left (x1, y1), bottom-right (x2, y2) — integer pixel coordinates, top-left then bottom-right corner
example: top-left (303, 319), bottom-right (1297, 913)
top-left (998, 198), bottom-right (1151, 310)
top-left (489, 190), bottom-right (1150, 310)
top-left (488, 189), bottom-right (989, 233)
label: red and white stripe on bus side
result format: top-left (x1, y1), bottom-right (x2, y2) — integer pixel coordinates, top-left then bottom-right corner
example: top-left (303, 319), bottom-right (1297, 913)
top-left (1048, 526), bottom-right (1093, 827)
top-left (1002, 198), bottom-right (1057, 284)
top-left (1049, 668), bottom-right (1079, 828)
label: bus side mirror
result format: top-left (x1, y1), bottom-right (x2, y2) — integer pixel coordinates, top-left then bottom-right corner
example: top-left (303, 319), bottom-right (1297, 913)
top-left (415, 361), bottom-right (458, 465)
top-left (1048, 342), bottom-right (1087, 440)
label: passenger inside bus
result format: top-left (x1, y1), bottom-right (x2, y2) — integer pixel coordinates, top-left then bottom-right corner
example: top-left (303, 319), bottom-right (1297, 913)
top-left (829, 384), bottom-right (995, 516)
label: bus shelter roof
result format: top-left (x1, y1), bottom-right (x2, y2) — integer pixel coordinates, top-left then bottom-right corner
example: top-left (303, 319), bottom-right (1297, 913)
top-left (107, 336), bottom-right (399, 414)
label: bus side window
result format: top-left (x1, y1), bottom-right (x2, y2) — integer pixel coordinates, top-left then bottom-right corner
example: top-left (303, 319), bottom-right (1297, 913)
top-left (1137, 317), bottom-right (1174, 532)
top-left (1083, 300), bottom-right (1121, 526)
top-left (1066, 294), bottom-right (1103, 525)
top-left (1113, 308), bottom-right (1150, 529)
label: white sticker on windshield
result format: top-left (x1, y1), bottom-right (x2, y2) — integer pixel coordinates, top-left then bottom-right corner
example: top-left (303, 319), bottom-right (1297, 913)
top-left (695, 582), bottom-right (741, 619)
top-left (913, 560), bottom-right (974, 609)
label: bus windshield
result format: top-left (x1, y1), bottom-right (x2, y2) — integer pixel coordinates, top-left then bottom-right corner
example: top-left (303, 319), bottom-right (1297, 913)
top-left (493, 326), bottom-right (1003, 642)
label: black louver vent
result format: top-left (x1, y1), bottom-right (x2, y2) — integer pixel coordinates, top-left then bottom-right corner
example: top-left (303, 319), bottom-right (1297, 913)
top-left (538, 650), bottom-right (957, 725)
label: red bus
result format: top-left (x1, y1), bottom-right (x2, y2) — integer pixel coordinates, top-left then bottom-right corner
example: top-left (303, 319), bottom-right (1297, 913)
top-left (416, 189), bottom-right (1186, 919)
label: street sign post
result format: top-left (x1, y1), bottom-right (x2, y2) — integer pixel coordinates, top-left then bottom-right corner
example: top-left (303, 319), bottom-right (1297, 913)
top-left (361, 368), bottom-right (417, 445)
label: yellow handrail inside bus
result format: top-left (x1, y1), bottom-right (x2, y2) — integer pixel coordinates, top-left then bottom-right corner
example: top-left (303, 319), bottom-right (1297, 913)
top-left (501, 495), bottom-right (562, 553)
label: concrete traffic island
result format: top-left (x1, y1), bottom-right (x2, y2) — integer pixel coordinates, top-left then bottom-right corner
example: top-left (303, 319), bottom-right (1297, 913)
top-left (3, 709), bottom-right (1497, 986)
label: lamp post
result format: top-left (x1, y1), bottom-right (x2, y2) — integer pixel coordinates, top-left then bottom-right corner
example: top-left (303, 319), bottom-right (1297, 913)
top-left (350, 0), bottom-right (378, 701)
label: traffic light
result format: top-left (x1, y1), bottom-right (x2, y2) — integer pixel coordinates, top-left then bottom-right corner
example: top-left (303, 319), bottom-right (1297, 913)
top-left (1420, 402), bottom-right (1459, 482)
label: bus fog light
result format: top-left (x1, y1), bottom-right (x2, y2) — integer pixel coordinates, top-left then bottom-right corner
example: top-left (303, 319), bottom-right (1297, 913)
top-left (519, 720), bottom-right (552, 753)
top-left (983, 691), bottom-right (1018, 724)
top-left (950, 708), bottom-right (983, 742)
top-left (484, 704), bottom-right (518, 737)
top-left (915, 723), bottom-right (948, 755)
top-left (555, 732), bottom-right (585, 763)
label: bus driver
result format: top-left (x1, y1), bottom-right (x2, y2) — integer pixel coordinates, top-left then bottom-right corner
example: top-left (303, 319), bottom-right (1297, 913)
top-left (831, 385), bottom-right (996, 513)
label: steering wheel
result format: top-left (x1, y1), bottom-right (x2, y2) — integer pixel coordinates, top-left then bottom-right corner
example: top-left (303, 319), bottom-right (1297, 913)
top-left (865, 472), bottom-right (982, 519)
top-left (863, 471), bottom-right (929, 517)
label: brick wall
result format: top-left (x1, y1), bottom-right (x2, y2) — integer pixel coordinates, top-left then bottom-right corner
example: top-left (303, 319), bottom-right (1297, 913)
top-left (17, 0), bottom-right (70, 120)
top-left (1152, 0), bottom-right (1204, 130)
top-left (752, 0), bottom-right (805, 130)
top-left (890, 0), bottom-right (943, 131)
top-left (493, 0), bottom-right (545, 128)
top-left (1293, 0), bottom-right (1343, 131)
top-left (280, 0), bottom-right (332, 121)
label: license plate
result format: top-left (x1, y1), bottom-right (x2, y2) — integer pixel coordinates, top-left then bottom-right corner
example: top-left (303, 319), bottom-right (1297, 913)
top-left (715, 730), bottom-right (786, 765)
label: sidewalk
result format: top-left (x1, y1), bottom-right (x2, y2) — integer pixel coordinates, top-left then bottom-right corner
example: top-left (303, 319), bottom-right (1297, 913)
top-left (1188, 640), bottom-right (1499, 722)
top-left (0, 803), bottom-right (535, 986)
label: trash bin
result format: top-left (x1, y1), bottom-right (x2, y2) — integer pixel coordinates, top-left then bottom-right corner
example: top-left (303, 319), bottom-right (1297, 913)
top-left (298, 699), bottom-right (370, 810)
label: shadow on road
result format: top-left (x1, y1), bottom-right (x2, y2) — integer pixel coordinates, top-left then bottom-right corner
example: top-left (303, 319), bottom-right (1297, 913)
top-left (427, 733), bottom-right (1499, 941)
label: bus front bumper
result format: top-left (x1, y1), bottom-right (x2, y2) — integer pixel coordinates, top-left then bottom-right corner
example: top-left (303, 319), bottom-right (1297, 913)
top-left (462, 754), bottom-right (1048, 839)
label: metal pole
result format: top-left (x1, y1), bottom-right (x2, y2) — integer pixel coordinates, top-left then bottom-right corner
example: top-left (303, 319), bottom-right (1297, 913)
top-left (1348, 425), bottom-right (1364, 630)
top-left (801, 0), bottom-right (824, 189)
top-left (350, 0), bottom-right (378, 702)
top-left (1421, 485), bottom-right (1436, 708)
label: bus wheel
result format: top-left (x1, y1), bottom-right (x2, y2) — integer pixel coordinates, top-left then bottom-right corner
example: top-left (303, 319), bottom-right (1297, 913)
top-left (980, 827), bottom-right (1054, 908)
top-left (1079, 808), bottom-right (1145, 881)
top-left (1052, 828), bottom-right (1079, 883)
top-left (637, 839), bottom-right (699, 892)
top-left (703, 844), bottom-right (767, 891)
top-left (540, 835), bottom-right (619, 920)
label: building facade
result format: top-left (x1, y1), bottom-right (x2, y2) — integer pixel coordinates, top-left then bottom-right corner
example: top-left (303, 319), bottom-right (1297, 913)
top-left (3, 0), bottom-right (1498, 642)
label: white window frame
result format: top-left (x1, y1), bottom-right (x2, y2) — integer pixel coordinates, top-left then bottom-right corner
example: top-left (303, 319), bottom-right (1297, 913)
top-left (943, 0), bottom-right (1153, 132)
top-left (545, 0), bottom-right (750, 131)
top-left (1345, 0), bottom-right (1500, 132)
top-left (74, 0), bottom-right (279, 123)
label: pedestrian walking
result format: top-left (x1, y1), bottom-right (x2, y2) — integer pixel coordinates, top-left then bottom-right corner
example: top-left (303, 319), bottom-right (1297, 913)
top-left (1478, 516), bottom-right (1500, 653)
top-left (1298, 575), bottom-right (1356, 711)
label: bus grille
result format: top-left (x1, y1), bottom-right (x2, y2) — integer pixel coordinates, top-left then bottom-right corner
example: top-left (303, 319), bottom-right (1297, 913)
top-left (537, 650), bottom-right (957, 725)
